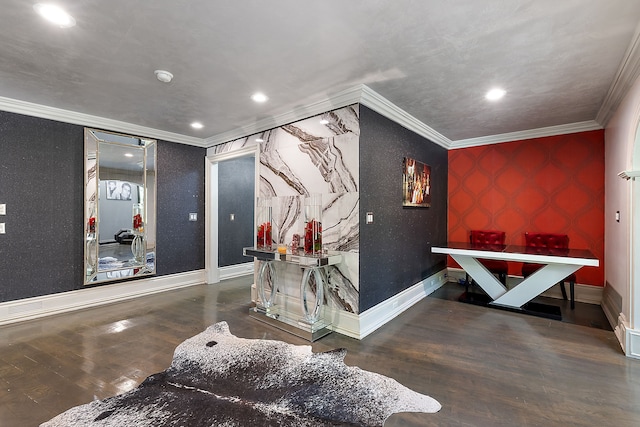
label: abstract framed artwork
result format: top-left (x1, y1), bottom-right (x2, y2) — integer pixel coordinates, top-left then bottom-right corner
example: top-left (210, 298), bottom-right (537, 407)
top-left (402, 157), bottom-right (431, 207)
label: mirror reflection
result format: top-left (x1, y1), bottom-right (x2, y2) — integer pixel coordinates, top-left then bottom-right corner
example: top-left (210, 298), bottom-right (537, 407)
top-left (84, 128), bottom-right (156, 285)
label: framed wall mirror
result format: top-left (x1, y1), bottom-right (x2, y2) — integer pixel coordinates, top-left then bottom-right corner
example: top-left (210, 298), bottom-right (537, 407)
top-left (84, 128), bottom-right (157, 285)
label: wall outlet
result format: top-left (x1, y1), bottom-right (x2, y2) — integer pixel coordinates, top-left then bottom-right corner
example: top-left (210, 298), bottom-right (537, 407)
top-left (189, 213), bottom-right (197, 221)
top-left (0, 223), bottom-right (5, 234)
top-left (0, 204), bottom-right (5, 215)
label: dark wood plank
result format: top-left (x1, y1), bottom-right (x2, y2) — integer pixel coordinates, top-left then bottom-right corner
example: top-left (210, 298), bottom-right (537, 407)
top-left (0, 276), bottom-right (638, 427)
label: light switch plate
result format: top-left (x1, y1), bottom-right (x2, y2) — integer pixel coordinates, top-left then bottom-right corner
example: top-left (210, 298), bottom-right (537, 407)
top-left (189, 212), bottom-right (197, 221)
top-left (366, 212), bottom-right (374, 224)
top-left (0, 204), bottom-right (5, 215)
top-left (0, 223), bottom-right (5, 234)
top-left (230, 213), bottom-right (235, 221)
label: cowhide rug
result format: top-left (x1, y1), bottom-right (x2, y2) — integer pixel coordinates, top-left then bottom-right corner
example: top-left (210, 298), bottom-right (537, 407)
top-left (42, 321), bottom-right (440, 426)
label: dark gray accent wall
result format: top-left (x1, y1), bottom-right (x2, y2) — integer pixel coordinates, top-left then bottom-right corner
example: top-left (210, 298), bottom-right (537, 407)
top-left (0, 110), bottom-right (206, 303)
top-left (156, 140), bottom-right (206, 275)
top-left (218, 156), bottom-right (254, 267)
top-left (359, 105), bottom-right (448, 312)
top-left (0, 111), bottom-right (84, 302)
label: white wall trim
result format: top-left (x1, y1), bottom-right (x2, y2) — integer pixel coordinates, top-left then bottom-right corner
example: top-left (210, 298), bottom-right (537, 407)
top-left (347, 269), bottom-right (448, 339)
top-left (0, 95), bottom-right (206, 147)
top-left (3, 87), bottom-right (604, 152)
top-left (358, 85), bottom-right (452, 149)
top-left (615, 313), bottom-right (640, 359)
top-left (219, 263), bottom-right (254, 280)
top-left (0, 270), bottom-right (206, 326)
top-left (205, 145), bottom-right (259, 284)
top-left (450, 120), bottom-right (603, 149)
top-left (249, 269), bottom-right (448, 340)
top-left (626, 325), bottom-right (640, 359)
top-left (601, 286), bottom-right (622, 332)
top-left (205, 84), bottom-right (454, 149)
top-left (205, 157), bottom-right (219, 284)
top-left (204, 85), bottom-right (366, 146)
top-left (596, 23), bottom-right (640, 127)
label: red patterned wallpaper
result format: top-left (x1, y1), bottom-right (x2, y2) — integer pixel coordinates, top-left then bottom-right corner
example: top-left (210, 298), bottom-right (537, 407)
top-left (448, 130), bottom-right (605, 286)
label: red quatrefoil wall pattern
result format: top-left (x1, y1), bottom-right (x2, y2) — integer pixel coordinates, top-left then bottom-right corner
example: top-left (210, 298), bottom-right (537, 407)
top-left (448, 130), bottom-right (604, 286)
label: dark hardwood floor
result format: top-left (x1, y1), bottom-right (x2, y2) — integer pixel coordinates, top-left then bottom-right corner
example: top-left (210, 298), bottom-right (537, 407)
top-left (1, 276), bottom-right (638, 426)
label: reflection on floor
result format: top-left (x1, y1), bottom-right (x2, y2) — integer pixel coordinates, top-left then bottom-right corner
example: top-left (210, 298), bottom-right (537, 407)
top-left (99, 242), bottom-right (136, 260)
top-left (429, 281), bottom-right (612, 331)
top-left (1, 276), bottom-right (636, 427)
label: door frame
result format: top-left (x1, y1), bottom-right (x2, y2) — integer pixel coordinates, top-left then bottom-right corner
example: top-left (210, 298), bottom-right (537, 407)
top-left (205, 145), bottom-right (259, 283)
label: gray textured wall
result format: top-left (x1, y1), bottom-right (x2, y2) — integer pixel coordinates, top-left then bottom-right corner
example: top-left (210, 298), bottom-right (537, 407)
top-left (218, 156), bottom-right (254, 267)
top-left (0, 111), bottom-right (84, 302)
top-left (0, 110), bottom-right (205, 302)
top-left (155, 140), bottom-right (206, 275)
top-left (359, 105), bottom-right (448, 312)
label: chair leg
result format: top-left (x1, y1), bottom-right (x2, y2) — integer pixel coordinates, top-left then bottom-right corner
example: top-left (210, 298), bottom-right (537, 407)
top-left (499, 273), bottom-right (507, 287)
top-left (559, 281), bottom-right (568, 300)
top-left (569, 280), bottom-right (575, 310)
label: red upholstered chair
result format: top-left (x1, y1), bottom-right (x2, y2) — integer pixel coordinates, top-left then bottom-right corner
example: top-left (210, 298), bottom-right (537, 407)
top-left (521, 232), bottom-right (576, 309)
top-left (467, 230), bottom-right (509, 288)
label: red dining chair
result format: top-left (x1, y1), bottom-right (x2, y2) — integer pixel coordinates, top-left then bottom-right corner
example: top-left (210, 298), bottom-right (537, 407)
top-left (521, 232), bottom-right (576, 309)
top-left (466, 230), bottom-right (509, 291)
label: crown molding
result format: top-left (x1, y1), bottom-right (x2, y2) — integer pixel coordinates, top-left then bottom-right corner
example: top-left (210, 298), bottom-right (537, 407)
top-left (0, 96), bottom-right (207, 147)
top-left (358, 85), bottom-right (452, 149)
top-left (450, 120), bottom-right (603, 149)
top-left (2, 86), bottom-right (608, 152)
top-left (204, 85), bottom-right (366, 146)
top-left (596, 23), bottom-right (640, 127)
top-left (205, 84), bottom-right (453, 149)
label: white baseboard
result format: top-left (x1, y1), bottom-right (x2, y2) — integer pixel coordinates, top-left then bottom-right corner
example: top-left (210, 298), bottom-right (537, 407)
top-left (625, 325), bottom-right (640, 359)
top-left (248, 269), bottom-right (448, 340)
top-left (356, 270), bottom-right (448, 339)
top-left (446, 268), bottom-right (603, 305)
top-left (614, 313), bottom-right (640, 359)
top-left (219, 262), bottom-right (254, 280)
top-left (0, 270), bottom-right (206, 326)
top-left (601, 284), bottom-right (622, 331)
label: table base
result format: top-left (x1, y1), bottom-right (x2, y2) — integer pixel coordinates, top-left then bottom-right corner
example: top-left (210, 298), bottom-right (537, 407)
top-left (458, 292), bottom-right (562, 321)
top-left (249, 306), bottom-right (332, 342)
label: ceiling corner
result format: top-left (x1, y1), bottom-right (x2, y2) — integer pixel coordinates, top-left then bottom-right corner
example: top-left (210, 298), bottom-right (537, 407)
top-left (359, 85), bottom-right (452, 149)
top-left (450, 120), bottom-right (603, 149)
top-left (596, 23), bottom-right (640, 127)
top-left (0, 96), bottom-right (207, 147)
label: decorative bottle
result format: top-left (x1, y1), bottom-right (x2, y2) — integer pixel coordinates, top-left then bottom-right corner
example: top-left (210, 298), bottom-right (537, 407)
top-left (256, 198), bottom-right (273, 250)
top-left (131, 203), bottom-right (145, 263)
top-left (304, 194), bottom-right (322, 255)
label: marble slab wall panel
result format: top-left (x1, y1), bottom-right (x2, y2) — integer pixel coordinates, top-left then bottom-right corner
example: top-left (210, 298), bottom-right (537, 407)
top-left (208, 136), bottom-right (257, 155)
top-left (222, 105), bottom-right (361, 314)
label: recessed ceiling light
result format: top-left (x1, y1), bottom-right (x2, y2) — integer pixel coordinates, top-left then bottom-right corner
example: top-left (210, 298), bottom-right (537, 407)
top-left (486, 88), bottom-right (506, 101)
top-left (251, 92), bottom-right (268, 103)
top-left (154, 70), bottom-right (174, 83)
top-left (191, 122), bottom-right (204, 129)
top-left (255, 138), bottom-right (264, 142)
top-left (33, 3), bottom-right (76, 28)
top-left (319, 119), bottom-right (329, 125)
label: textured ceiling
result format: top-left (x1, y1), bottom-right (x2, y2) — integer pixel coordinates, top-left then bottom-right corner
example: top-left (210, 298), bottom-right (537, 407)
top-left (1, 0), bottom-right (640, 146)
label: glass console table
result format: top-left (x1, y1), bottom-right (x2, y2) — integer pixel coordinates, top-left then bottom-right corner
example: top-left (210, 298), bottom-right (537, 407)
top-left (243, 247), bottom-right (342, 341)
